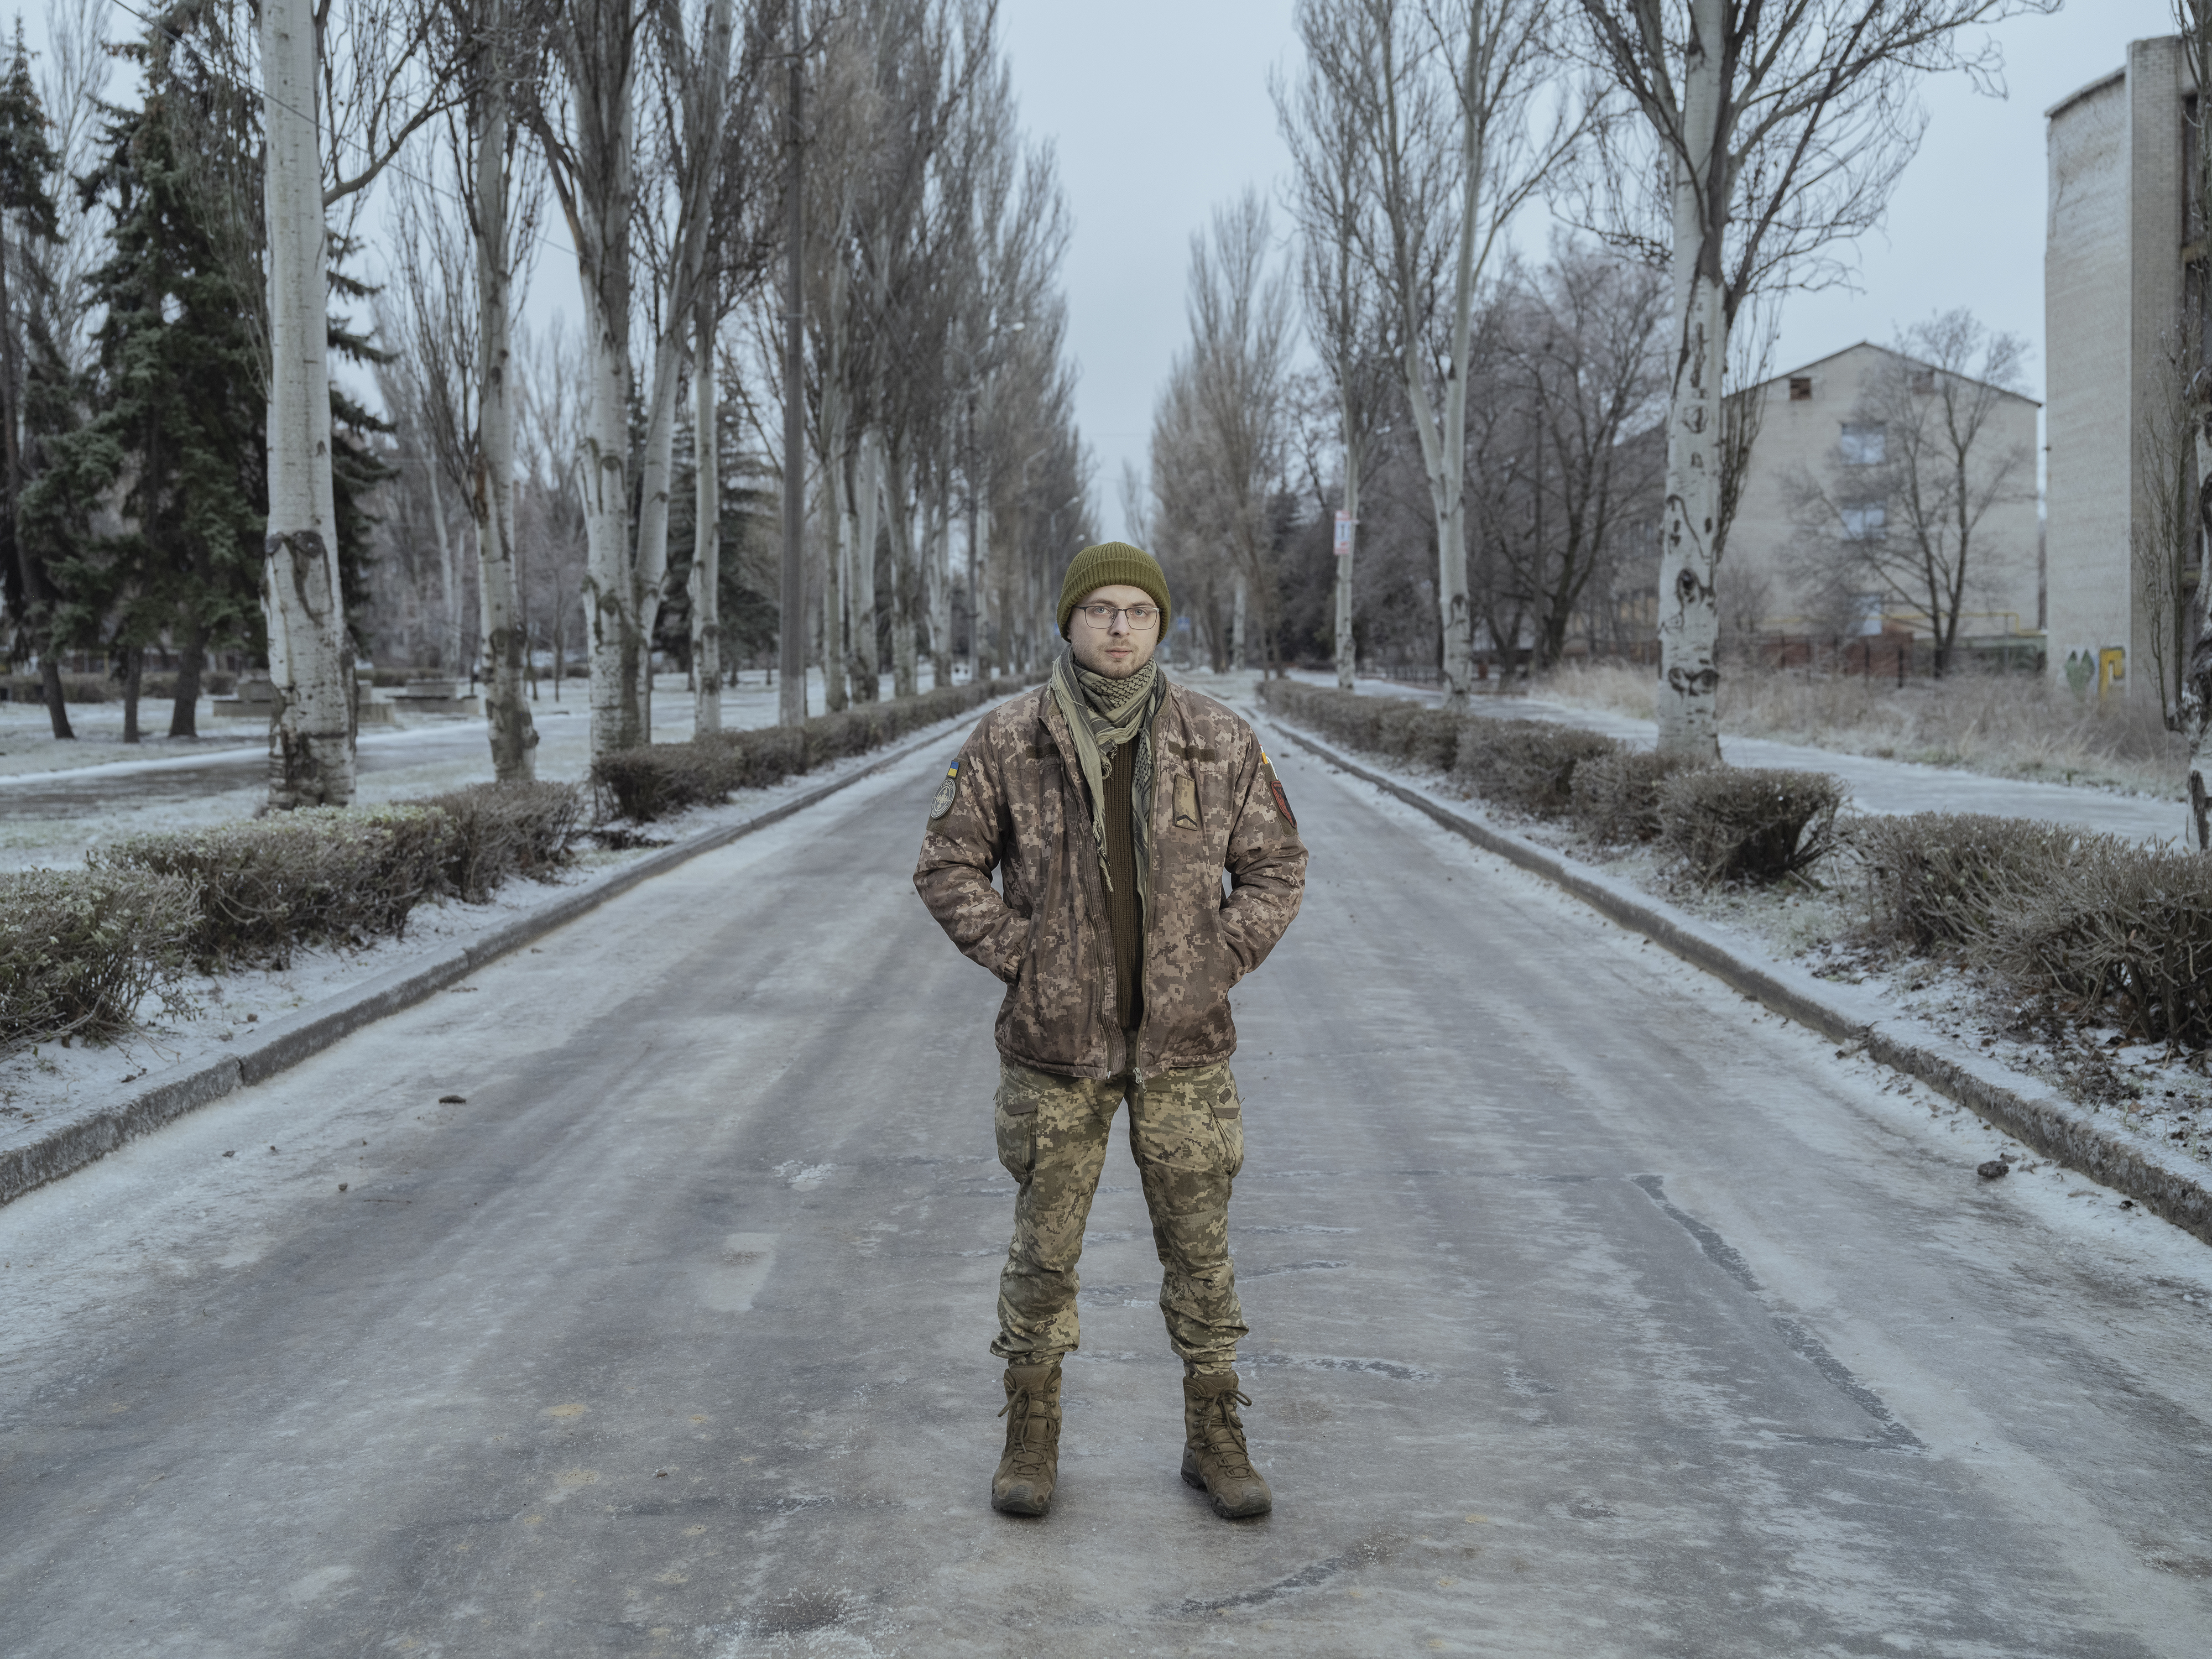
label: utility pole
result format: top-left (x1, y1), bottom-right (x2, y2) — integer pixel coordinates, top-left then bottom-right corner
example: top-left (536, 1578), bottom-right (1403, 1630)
top-left (776, 0), bottom-right (807, 727)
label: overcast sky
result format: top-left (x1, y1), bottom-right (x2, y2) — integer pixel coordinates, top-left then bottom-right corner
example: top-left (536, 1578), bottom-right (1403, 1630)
top-left (998, 0), bottom-right (2180, 537)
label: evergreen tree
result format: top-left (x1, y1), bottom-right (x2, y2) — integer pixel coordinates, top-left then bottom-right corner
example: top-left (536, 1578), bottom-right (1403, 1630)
top-left (29, 19), bottom-right (266, 741)
top-left (0, 24), bottom-right (65, 736)
top-left (29, 9), bottom-right (390, 739)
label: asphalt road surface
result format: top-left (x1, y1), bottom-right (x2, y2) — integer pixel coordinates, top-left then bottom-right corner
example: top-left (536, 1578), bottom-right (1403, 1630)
top-left (3, 707), bottom-right (2210, 1657)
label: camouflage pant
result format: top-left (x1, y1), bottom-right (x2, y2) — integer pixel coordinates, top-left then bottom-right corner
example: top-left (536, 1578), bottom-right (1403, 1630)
top-left (990, 1057), bottom-right (1248, 1372)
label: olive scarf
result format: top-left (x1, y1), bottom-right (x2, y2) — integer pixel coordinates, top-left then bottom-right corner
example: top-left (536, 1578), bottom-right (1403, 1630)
top-left (1047, 650), bottom-right (1163, 925)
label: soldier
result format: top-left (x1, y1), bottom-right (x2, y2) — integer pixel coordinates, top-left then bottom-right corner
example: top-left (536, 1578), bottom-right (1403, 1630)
top-left (914, 541), bottom-right (1308, 1520)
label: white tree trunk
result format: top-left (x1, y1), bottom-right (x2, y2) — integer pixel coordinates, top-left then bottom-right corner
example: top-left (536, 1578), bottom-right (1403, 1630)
top-left (472, 66), bottom-right (538, 781)
top-left (630, 331), bottom-right (688, 733)
top-left (1336, 431), bottom-right (1359, 691)
top-left (691, 298), bottom-right (722, 735)
top-left (821, 427), bottom-right (849, 711)
top-left (973, 499), bottom-right (992, 680)
top-left (929, 438), bottom-right (953, 690)
top-left (427, 462), bottom-right (458, 676)
top-left (848, 427), bottom-right (883, 701)
top-left (1654, 0), bottom-right (1726, 760)
top-left (884, 445), bottom-right (918, 697)
top-left (259, 0), bottom-right (353, 807)
top-left (1232, 567), bottom-right (1249, 670)
top-left (576, 64), bottom-right (641, 759)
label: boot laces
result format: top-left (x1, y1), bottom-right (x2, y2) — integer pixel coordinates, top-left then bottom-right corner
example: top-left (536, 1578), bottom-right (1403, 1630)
top-left (998, 1386), bottom-right (1053, 1478)
top-left (1198, 1388), bottom-right (1256, 1478)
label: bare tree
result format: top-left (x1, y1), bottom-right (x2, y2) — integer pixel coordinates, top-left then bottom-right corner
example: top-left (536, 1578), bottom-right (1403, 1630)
top-left (1295, 0), bottom-right (1588, 703)
top-left (1278, 0), bottom-right (1395, 688)
top-left (1178, 191), bottom-right (1295, 675)
top-left (528, 0), bottom-right (647, 755)
top-left (1479, 244), bottom-right (1669, 671)
top-left (262, 0), bottom-right (458, 807)
top-left (1785, 315), bottom-right (2032, 677)
top-left (1571, 0), bottom-right (2059, 757)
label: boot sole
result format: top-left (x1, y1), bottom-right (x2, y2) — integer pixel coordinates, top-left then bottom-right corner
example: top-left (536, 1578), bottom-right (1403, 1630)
top-left (1181, 1462), bottom-right (1272, 1519)
top-left (992, 1487), bottom-right (1052, 1517)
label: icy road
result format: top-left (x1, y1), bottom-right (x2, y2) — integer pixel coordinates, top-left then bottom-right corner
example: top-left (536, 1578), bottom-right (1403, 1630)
top-left (2, 716), bottom-right (2209, 1657)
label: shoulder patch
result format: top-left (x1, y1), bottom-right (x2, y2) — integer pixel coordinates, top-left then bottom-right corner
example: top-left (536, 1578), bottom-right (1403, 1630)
top-left (928, 762), bottom-right (959, 821)
top-left (1261, 751), bottom-right (1296, 830)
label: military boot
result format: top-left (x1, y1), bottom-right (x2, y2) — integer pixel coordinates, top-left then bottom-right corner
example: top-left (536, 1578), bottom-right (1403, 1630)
top-left (991, 1361), bottom-right (1062, 1516)
top-left (1181, 1370), bottom-right (1272, 1519)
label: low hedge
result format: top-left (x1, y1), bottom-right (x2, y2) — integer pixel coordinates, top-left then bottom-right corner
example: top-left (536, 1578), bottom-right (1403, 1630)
top-left (1854, 815), bottom-right (2212, 1046)
top-left (1657, 767), bottom-right (1846, 885)
top-left (1453, 722), bottom-right (1620, 818)
top-left (1976, 842), bottom-right (2212, 1047)
top-left (593, 675), bottom-right (1035, 822)
top-left (1569, 750), bottom-right (1712, 845)
top-left (96, 807), bottom-right (463, 969)
top-left (0, 868), bottom-right (198, 1051)
top-left (414, 781), bottom-right (584, 901)
top-left (1854, 813), bottom-right (2089, 954)
top-left (3, 781), bottom-right (586, 1047)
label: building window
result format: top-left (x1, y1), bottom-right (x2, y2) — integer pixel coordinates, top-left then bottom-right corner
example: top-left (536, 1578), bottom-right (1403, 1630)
top-left (1840, 422), bottom-right (1887, 465)
top-left (1789, 375), bottom-right (1813, 401)
top-left (1840, 502), bottom-right (1887, 541)
top-left (1910, 367), bottom-right (1936, 395)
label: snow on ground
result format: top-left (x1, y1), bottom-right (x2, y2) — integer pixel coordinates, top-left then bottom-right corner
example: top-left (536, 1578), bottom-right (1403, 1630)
top-left (0, 684), bottom-right (1000, 1126)
top-left (1261, 705), bottom-right (2212, 1204)
top-left (0, 668), bottom-right (961, 874)
top-left (1290, 669), bottom-right (2189, 844)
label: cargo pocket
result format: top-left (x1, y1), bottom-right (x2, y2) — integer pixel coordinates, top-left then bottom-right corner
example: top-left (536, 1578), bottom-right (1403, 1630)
top-left (1206, 1070), bottom-right (1244, 1180)
top-left (994, 1068), bottom-right (1044, 1183)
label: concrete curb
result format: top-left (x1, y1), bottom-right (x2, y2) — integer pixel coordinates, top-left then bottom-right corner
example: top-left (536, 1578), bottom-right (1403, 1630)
top-left (0, 721), bottom-right (967, 1209)
top-left (1267, 721), bottom-right (2212, 1246)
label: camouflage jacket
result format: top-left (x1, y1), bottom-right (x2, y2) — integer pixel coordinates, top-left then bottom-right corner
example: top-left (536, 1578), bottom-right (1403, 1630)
top-left (915, 679), bottom-right (1307, 1079)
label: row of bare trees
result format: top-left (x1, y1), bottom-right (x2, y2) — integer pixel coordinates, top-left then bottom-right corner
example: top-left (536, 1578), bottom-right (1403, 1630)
top-left (2, 0), bottom-right (1090, 808)
top-left (1138, 0), bottom-right (2055, 758)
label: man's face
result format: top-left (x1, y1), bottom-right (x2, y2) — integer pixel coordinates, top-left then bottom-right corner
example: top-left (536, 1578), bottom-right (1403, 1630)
top-left (1067, 583), bottom-right (1161, 679)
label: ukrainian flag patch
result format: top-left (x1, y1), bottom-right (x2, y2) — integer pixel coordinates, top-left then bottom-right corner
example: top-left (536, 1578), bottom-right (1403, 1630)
top-left (928, 761), bottom-right (959, 820)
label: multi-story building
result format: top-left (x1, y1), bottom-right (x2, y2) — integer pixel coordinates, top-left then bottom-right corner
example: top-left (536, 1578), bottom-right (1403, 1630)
top-left (2044, 34), bottom-right (2190, 702)
top-left (1720, 341), bottom-right (2043, 661)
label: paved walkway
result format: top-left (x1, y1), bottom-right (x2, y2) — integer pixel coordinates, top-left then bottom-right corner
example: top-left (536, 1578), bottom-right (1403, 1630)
top-left (1312, 674), bottom-right (2187, 844)
top-left (4, 729), bottom-right (2205, 1655)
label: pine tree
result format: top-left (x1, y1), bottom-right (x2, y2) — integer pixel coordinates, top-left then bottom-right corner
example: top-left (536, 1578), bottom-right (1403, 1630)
top-left (28, 31), bottom-right (268, 742)
top-left (0, 24), bottom-right (65, 737)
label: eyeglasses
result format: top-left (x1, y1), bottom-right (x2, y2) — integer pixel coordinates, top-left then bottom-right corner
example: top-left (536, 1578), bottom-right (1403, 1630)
top-left (1075, 604), bottom-right (1160, 630)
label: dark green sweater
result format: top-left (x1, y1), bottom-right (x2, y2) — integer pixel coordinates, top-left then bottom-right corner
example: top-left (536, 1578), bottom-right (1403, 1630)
top-left (1101, 753), bottom-right (1143, 1034)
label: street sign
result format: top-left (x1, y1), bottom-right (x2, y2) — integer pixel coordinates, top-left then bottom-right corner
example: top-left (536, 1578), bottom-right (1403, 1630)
top-left (1333, 510), bottom-right (1354, 557)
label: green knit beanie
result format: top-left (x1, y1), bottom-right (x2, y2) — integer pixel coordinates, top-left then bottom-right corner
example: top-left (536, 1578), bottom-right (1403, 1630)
top-left (1057, 541), bottom-right (1171, 639)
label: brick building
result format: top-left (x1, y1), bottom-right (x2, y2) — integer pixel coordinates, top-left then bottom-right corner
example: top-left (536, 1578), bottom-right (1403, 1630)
top-left (2044, 35), bottom-right (2191, 702)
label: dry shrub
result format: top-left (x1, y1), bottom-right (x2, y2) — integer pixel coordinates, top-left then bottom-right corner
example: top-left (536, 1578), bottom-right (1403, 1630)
top-left (413, 781), bottom-right (583, 901)
top-left (1976, 842), bottom-right (2212, 1046)
top-left (0, 869), bottom-right (197, 1050)
top-left (1657, 767), bottom-right (1845, 884)
top-left (96, 806), bottom-right (460, 968)
top-left (1569, 750), bottom-right (1713, 844)
top-left (591, 743), bottom-right (745, 822)
top-left (1853, 812), bottom-right (2089, 953)
top-left (1453, 722), bottom-right (1619, 817)
top-left (593, 675), bottom-right (1034, 822)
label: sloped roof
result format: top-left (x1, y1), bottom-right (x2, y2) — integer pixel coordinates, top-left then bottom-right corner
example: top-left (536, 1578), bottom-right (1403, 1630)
top-left (1750, 341), bottom-right (2042, 409)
